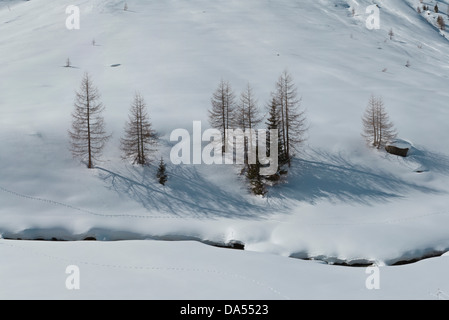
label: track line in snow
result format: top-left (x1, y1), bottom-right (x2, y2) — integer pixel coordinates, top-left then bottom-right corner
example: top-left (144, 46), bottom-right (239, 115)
top-left (0, 239), bottom-right (289, 299)
top-left (2, 184), bottom-right (449, 227)
top-left (0, 185), bottom-right (194, 220)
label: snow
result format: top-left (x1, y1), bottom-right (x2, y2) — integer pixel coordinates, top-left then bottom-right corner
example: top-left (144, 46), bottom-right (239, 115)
top-left (1, 0), bottom-right (449, 299)
top-left (388, 138), bottom-right (413, 150)
top-left (2, 239), bottom-right (449, 300)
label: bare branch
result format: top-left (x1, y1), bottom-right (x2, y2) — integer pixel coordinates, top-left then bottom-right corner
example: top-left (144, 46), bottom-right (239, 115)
top-left (68, 72), bottom-right (110, 168)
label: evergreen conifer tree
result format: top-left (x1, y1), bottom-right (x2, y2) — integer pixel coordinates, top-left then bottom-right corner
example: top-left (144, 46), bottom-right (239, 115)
top-left (157, 157), bottom-right (168, 186)
top-left (247, 161), bottom-right (267, 196)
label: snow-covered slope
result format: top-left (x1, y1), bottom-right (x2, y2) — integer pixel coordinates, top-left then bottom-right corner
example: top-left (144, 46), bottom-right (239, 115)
top-left (1, 0), bottom-right (449, 269)
top-left (2, 239), bottom-right (449, 300)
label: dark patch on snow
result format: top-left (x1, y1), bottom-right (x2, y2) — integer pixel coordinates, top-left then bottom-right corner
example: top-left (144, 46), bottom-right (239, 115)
top-left (290, 252), bottom-right (375, 267)
top-left (385, 145), bottom-right (409, 158)
top-left (110, 64), bottom-right (121, 68)
top-left (329, 261), bottom-right (375, 268)
top-left (415, 170), bottom-right (427, 174)
top-left (209, 240), bottom-right (245, 251)
top-left (389, 250), bottom-right (446, 266)
top-left (290, 249), bottom-right (449, 267)
top-left (2, 232), bottom-right (448, 267)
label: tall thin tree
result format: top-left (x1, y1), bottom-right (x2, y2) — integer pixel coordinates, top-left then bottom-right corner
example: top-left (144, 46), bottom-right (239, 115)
top-left (69, 72), bottom-right (110, 169)
top-left (362, 95), bottom-right (397, 149)
top-left (120, 93), bottom-right (157, 165)
top-left (265, 97), bottom-right (286, 177)
top-left (235, 83), bottom-right (263, 164)
top-left (208, 79), bottom-right (236, 155)
top-left (273, 70), bottom-right (307, 167)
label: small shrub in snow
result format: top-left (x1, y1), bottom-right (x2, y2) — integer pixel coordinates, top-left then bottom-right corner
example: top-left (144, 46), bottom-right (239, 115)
top-left (157, 157), bottom-right (168, 186)
top-left (388, 28), bottom-right (394, 40)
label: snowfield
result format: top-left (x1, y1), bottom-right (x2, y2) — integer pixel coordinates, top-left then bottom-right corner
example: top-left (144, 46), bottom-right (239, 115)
top-left (2, 239), bottom-right (449, 300)
top-left (1, 0), bottom-right (449, 299)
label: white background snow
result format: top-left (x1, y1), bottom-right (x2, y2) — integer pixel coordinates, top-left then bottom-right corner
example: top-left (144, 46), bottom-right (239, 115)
top-left (1, 0), bottom-right (449, 300)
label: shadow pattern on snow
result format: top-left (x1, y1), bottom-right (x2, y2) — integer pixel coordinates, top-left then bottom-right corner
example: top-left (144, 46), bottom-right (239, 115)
top-left (268, 149), bottom-right (442, 205)
top-left (97, 147), bottom-right (443, 217)
top-left (406, 146), bottom-right (449, 174)
top-left (97, 164), bottom-right (276, 219)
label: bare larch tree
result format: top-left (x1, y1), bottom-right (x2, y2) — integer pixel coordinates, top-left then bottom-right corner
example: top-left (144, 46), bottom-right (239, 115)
top-left (120, 93), bottom-right (158, 165)
top-left (362, 95), bottom-right (397, 149)
top-left (69, 72), bottom-right (110, 169)
top-left (265, 97), bottom-right (286, 176)
top-left (208, 79), bottom-right (236, 155)
top-left (273, 70), bottom-right (307, 167)
top-left (235, 83), bottom-right (262, 164)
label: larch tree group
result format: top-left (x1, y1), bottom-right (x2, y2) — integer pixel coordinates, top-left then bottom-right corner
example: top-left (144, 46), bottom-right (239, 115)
top-left (69, 74), bottom-right (163, 183)
top-left (207, 70), bottom-right (308, 195)
top-left (68, 70), bottom-right (402, 197)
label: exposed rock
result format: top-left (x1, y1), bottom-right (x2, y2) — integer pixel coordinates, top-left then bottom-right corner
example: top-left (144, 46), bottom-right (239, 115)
top-left (211, 240), bottom-right (245, 250)
top-left (385, 145), bottom-right (409, 157)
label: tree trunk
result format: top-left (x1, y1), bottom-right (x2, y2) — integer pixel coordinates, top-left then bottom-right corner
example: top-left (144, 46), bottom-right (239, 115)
top-left (87, 86), bottom-right (92, 169)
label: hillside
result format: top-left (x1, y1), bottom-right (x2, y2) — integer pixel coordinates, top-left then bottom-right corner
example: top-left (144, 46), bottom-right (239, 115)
top-left (1, 0), bottom-right (449, 270)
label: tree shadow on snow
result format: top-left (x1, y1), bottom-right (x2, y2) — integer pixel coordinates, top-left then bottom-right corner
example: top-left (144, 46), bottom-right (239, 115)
top-left (97, 147), bottom-right (445, 219)
top-left (97, 164), bottom-right (276, 219)
top-left (268, 148), bottom-right (443, 205)
top-left (407, 146), bottom-right (449, 174)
